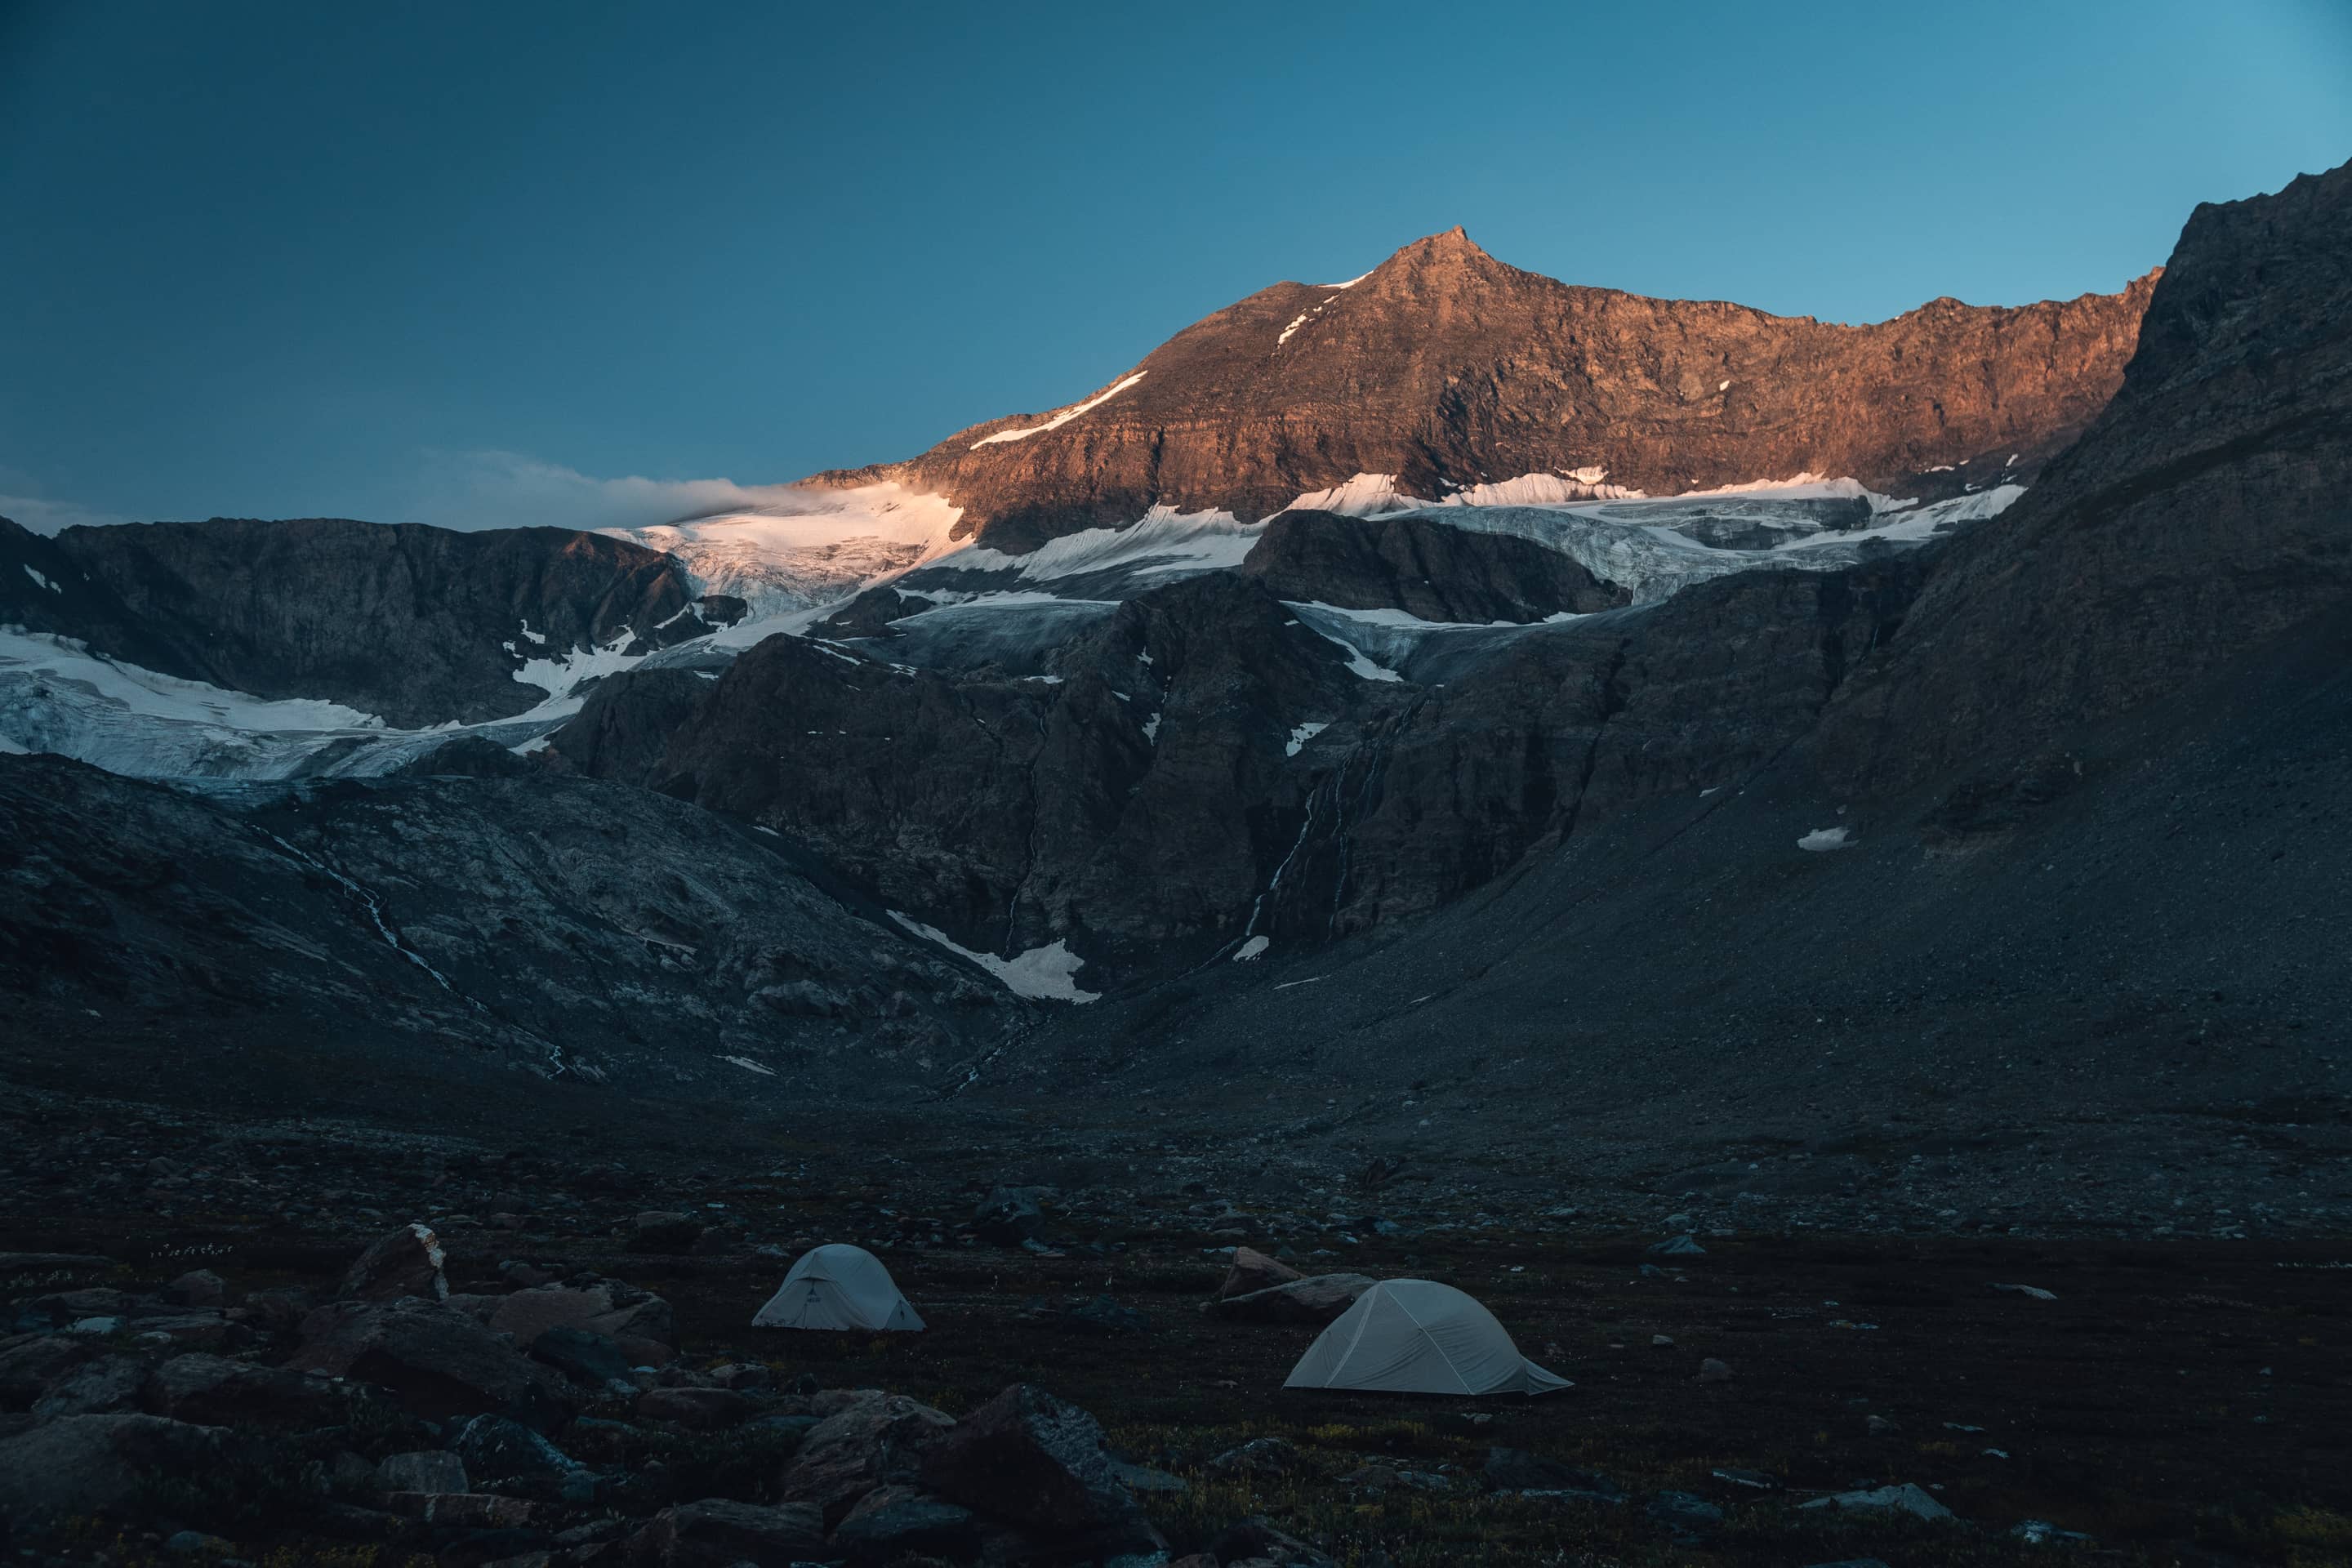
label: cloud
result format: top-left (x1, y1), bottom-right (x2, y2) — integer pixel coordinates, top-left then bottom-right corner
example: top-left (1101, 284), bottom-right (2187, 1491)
top-left (408, 450), bottom-right (816, 533)
top-left (0, 492), bottom-right (131, 536)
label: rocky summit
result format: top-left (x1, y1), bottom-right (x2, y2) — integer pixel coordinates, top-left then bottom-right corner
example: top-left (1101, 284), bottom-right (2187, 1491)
top-left (2, 145), bottom-right (2350, 1568)
top-left (825, 225), bottom-right (2158, 550)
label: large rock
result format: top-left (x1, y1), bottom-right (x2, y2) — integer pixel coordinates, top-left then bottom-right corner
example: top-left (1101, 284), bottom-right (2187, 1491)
top-left (289, 1299), bottom-right (571, 1429)
top-left (1484, 1448), bottom-right (1626, 1502)
top-left (1214, 1247), bottom-right (1304, 1302)
top-left (379, 1450), bottom-right (468, 1494)
top-left (486, 1281), bottom-right (676, 1365)
top-left (31, 1354), bottom-right (146, 1419)
top-left (1206, 1272), bottom-right (1375, 1325)
top-left (0, 1414), bottom-right (229, 1530)
top-left (830, 1484), bottom-right (978, 1563)
top-left (142, 1352), bottom-right (358, 1427)
top-left (973, 1187), bottom-right (1046, 1246)
top-left (529, 1325), bottom-right (635, 1388)
top-left (626, 1213), bottom-right (704, 1254)
top-left (340, 1223), bottom-right (449, 1303)
top-left (634, 1387), bottom-right (755, 1430)
top-left (0, 1334), bottom-right (92, 1410)
top-left (627, 1497), bottom-right (826, 1566)
top-left (448, 1414), bottom-right (596, 1502)
top-left (920, 1383), bottom-right (1163, 1559)
top-left (782, 1392), bottom-right (957, 1526)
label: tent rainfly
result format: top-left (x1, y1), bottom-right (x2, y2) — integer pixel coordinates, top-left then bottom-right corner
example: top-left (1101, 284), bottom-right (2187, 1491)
top-left (1283, 1278), bottom-right (1569, 1396)
top-left (751, 1244), bottom-right (924, 1331)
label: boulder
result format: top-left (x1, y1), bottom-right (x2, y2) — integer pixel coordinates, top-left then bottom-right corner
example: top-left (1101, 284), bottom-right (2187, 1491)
top-left (920, 1383), bottom-right (1162, 1558)
top-left (1647, 1235), bottom-right (1706, 1257)
top-left (1482, 1448), bottom-right (1625, 1502)
top-left (0, 1334), bottom-right (92, 1409)
top-left (973, 1187), bottom-right (1045, 1246)
top-left (1206, 1273), bottom-right (1375, 1325)
top-left (379, 1449), bottom-right (468, 1494)
top-left (627, 1212), bottom-right (704, 1254)
top-left (830, 1484), bottom-right (978, 1562)
top-left (1649, 1490), bottom-right (1725, 1531)
top-left (1206, 1517), bottom-right (1336, 1567)
top-left (627, 1497), bottom-right (826, 1566)
top-left (1216, 1247), bottom-right (1304, 1301)
top-left (448, 1414), bottom-right (596, 1501)
top-left (166, 1271), bottom-right (228, 1308)
top-left (1206, 1437), bottom-right (1304, 1479)
top-left (380, 1491), bottom-right (537, 1528)
top-left (143, 1352), bottom-right (358, 1427)
top-left (488, 1283), bottom-right (675, 1365)
top-left (31, 1353), bottom-right (147, 1419)
top-left (1799, 1482), bottom-right (1955, 1522)
top-left (783, 1392), bottom-right (957, 1525)
top-left (1697, 1358), bottom-right (1734, 1383)
top-left (1058, 1295), bottom-right (1149, 1336)
top-left (529, 1325), bottom-right (635, 1388)
top-left (634, 1387), bottom-right (755, 1430)
top-left (290, 1299), bottom-right (571, 1430)
top-left (340, 1223), bottom-right (449, 1303)
top-left (0, 1413), bottom-right (229, 1530)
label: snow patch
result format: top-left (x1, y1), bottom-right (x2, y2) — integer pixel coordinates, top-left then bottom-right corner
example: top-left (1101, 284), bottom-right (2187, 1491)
top-left (612, 482), bottom-right (964, 625)
top-left (1233, 935), bottom-right (1272, 961)
top-left (887, 912), bottom-right (1101, 1003)
top-left (1285, 720), bottom-right (1328, 757)
top-left (1439, 472), bottom-right (1641, 507)
top-left (1287, 473), bottom-right (1423, 516)
top-left (1797, 826), bottom-right (1852, 852)
top-left (22, 565), bottom-right (61, 595)
top-left (931, 505), bottom-right (1258, 582)
top-left (720, 1055), bottom-right (777, 1076)
top-left (969, 373), bottom-right (1146, 449)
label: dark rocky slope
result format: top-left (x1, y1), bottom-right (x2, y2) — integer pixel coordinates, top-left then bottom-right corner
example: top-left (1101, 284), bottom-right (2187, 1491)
top-left (1062, 591), bottom-right (2352, 1174)
top-left (0, 755), bottom-right (1004, 1110)
top-left (1237, 508), bottom-right (1631, 621)
top-left (1, 517), bottom-right (735, 726)
top-left (817, 229), bottom-right (2157, 550)
top-left (1814, 161), bottom-right (2352, 800)
top-left (556, 555), bottom-right (1924, 975)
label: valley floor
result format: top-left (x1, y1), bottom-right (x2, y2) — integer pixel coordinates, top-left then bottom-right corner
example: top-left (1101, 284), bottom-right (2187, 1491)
top-left (3, 1083), bottom-right (2347, 1566)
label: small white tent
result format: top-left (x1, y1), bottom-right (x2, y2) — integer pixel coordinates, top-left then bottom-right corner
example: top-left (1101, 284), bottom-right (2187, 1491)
top-left (751, 1244), bottom-right (924, 1331)
top-left (1283, 1279), bottom-right (1568, 1396)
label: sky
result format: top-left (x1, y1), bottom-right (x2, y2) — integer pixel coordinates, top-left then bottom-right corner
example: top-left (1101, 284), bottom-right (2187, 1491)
top-left (2, 1), bottom-right (2348, 535)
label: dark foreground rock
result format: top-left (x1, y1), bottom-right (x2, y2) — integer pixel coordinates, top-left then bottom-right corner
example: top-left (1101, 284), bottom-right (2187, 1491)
top-left (922, 1383), bottom-right (1165, 1560)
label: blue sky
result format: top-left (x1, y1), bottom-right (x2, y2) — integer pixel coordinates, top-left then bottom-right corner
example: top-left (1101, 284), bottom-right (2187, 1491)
top-left (3, 0), bottom-right (2347, 533)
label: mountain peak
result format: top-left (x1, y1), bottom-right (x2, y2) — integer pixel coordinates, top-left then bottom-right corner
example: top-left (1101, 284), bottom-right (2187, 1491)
top-left (1388, 225), bottom-right (1493, 267)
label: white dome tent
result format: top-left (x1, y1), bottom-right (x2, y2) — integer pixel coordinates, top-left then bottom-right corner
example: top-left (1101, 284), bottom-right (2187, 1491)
top-left (751, 1244), bottom-right (924, 1332)
top-left (1283, 1279), bottom-right (1568, 1396)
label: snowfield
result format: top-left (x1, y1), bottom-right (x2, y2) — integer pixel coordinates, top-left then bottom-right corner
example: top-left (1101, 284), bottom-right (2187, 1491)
top-left (611, 482), bottom-right (964, 615)
top-left (887, 912), bottom-right (1101, 1003)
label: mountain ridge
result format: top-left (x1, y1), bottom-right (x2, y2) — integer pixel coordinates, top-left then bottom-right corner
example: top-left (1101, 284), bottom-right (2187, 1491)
top-left (804, 227), bottom-right (2161, 551)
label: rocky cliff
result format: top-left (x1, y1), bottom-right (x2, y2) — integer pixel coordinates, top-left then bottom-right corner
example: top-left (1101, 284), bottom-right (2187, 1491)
top-left (2, 518), bottom-right (731, 727)
top-left (1812, 162), bottom-right (2352, 803)
top-left (817, 229), bottom-right (2158, 550)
